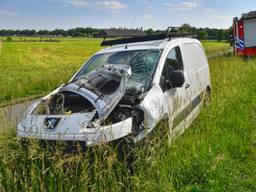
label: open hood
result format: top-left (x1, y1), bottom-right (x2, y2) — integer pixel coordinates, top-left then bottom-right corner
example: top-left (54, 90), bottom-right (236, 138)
top-left (61, 64), bottom-right (131, 121)
top-left (33, 64), bottom-right (131, 123)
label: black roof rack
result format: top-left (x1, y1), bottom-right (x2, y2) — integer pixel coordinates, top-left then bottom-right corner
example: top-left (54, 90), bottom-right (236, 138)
top-left (101, 31), bottom-right (196, 47)
top-left (100, 29), bottom-right (146, 38)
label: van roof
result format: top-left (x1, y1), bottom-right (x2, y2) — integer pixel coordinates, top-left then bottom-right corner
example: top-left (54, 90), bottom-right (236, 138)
top-left (97, 38), bottom-right (200, 54)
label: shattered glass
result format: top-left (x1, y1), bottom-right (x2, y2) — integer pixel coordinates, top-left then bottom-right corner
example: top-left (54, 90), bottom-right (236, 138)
top-left (75, 49), bottom-right (162, 94)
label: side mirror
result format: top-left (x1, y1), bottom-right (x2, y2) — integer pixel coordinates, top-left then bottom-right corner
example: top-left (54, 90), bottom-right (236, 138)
top-left (170, 70), bottom-right (185, 88)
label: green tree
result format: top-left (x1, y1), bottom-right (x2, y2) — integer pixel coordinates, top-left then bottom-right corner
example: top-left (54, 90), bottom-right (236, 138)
top-left (217, 29), bottom-right (225, 41)
top-left (198, 29), bottom-right (207, 40)
top-left (180, 23), bottom-right (192, 33)
top-left (145, 28), bottom-right (154, 35)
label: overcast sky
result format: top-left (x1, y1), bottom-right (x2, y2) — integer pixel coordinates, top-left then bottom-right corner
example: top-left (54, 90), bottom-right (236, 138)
top-left (0, 0), bottom-right (255, 30)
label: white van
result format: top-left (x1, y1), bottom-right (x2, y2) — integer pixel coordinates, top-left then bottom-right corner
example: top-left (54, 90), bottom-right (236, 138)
top-left (17, 34), bottom-right (211, 146)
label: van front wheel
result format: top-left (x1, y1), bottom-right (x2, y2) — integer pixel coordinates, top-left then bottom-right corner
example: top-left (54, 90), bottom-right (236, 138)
top-left (204, 87), bottom-right (211, 107)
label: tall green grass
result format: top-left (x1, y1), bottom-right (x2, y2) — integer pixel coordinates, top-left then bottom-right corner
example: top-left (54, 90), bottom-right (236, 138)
top-left (0, 39), bottom-right (229, 106)
top-left (202, 41), bottom-right (231, 55)
top-left (0, 56), bottom-right (255, 191)
top-left (0, 38), bottom-right (102, 105)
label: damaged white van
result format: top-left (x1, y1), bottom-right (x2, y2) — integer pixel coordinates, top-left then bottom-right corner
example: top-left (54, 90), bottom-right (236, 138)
top-left (17, 33), bottom-right (211, 146)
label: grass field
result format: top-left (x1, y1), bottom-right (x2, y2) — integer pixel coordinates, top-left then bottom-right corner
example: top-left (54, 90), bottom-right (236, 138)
top-left (0, 41), bottom-right (2, 55)
top-left (0, 39), bottom-right (230, 106)
top-left (202, 41), bottom-right (231, 55)
top-left (0, 38), bottom-right (102, 105)
top-left (0, 55), bottom-right (255, 191)
top-left (1, 39), bottom-right (255, 191)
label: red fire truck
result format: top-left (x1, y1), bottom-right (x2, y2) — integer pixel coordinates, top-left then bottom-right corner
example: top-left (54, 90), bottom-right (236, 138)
top-left (233, 11), bottom-right (256, 56)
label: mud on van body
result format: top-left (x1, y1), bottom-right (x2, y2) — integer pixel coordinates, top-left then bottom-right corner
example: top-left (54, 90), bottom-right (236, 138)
top-left (17, 36), bottom-right (211, 146)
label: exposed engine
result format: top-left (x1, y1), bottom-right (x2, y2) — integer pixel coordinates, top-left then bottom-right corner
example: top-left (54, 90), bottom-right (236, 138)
top-left (104, 94), bottom-right (140, 124)
top-left (33, 91), bottom-right (95, 115)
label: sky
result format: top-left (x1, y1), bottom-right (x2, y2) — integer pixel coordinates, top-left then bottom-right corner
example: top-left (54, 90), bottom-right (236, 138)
top-left (0, 0), bottom-right (255, 30)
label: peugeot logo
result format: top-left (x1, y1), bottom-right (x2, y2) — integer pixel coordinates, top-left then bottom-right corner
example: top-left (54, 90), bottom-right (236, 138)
top-left (44, 117), bottom-right (61, 129)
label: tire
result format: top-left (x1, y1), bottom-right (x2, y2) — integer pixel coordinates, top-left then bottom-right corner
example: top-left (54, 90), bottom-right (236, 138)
top-left (116, 136), bottom-right (136, 174)
top-left (204, 87), bottom-right (211, 107)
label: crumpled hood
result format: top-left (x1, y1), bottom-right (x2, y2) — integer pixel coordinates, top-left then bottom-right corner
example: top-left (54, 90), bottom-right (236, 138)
top-left (59, 64), bottom-right (131, 122)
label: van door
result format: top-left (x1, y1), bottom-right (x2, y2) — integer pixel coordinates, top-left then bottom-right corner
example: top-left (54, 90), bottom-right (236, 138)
top-left (159, 46), bottom-right (190, 134)
top-left (176, 43), bottom-right (209, 133)
top-left (181, 43), bottom-right (209, 102)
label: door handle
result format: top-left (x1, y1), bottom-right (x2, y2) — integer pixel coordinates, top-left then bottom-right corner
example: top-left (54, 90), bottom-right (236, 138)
top-left (185, 83), bottom-right (190, 89)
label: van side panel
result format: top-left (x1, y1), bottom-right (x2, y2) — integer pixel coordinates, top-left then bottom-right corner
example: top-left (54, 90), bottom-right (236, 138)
top-left (181, 43), bottom-right (210, 100)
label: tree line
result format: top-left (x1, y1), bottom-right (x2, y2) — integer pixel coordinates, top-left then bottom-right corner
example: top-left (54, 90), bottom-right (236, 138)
top-left (0, 28), bottom-right (102, 38)
top-left (145, 24), bottom-right (232, 41)
top-left (0, 24), bottom-right (232, 41)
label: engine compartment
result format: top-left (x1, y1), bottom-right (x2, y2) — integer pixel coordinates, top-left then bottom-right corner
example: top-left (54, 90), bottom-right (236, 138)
top-left (32, 90), bottom-right (143, 128)
top-left (33, 91), bottom-right (95, 115)
top-left (102, 93), bottom-right (143, 126)
top-left (32, 77), bottom-right (143, 128)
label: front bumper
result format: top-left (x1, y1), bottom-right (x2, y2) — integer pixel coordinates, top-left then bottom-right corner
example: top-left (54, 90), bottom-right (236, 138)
top-left (17, 117), bottom-right (132, 146)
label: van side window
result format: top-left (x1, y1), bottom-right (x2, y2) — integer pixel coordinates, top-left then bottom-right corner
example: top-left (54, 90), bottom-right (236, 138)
top-left (160, 46), bottom-right (184, 91)
top-left (165, 46), bottom-right (184, 71)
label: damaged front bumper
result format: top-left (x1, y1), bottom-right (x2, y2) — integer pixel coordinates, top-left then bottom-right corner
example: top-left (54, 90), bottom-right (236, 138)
top-left (17, 117), bottom-right (132, 146)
